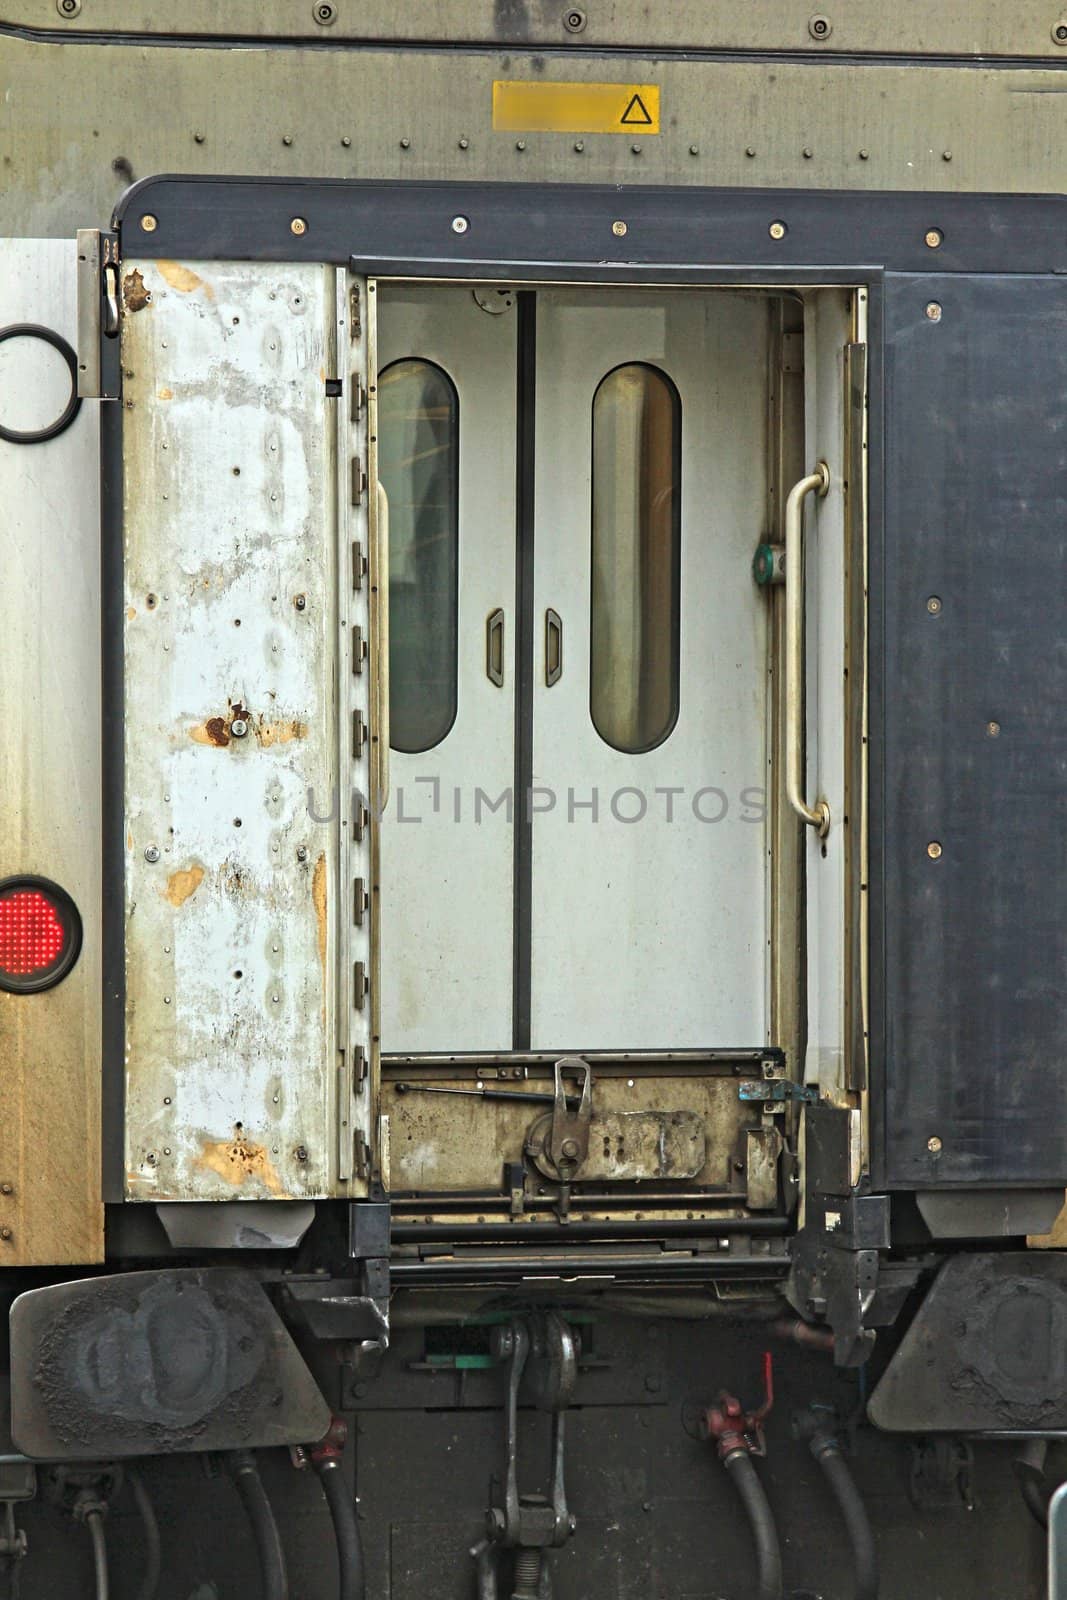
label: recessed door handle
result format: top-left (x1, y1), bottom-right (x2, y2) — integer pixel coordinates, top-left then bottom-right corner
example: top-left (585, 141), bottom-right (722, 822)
top-left (487, 607), bottom-right (505, 687)
top-left (784, 462), bottom-right (831, 837)
top-left (545, 608), bottom-right (562, 686)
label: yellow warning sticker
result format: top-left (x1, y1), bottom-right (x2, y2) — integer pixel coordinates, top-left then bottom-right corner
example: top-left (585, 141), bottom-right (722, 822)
top-left (492, 81), bottom-right (660, 136)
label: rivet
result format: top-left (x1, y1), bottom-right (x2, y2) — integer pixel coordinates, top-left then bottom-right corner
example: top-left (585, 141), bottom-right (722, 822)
top-left (802, 147), bottom-right (814, 159)
top-left (193, 131), bottom-right (205, 144)
top-left (341, 136), bottom-right (351, 148)
top-left (290, 216), bottom-right (308, 236)
top-left (631, 143), bottom-right (642, 154)
top-left (451, 215), bottom-right (470, 234)
top-left (0, 1228), bottom-right (12, 1242)
top-left (458, 137), bottom-right (469, 150)
top-left (400, 137), bottom-right (411, 149)
top-left (574, 140), bottom-right (585, 152)
top-left (163, 996), bottom-right (172, 1004)
top-left (927, 595), bottom-right (942, 613)
top-left (163, 1097), bottom-right (172, 1105)
top-left (689, 144), bottom-right (699, 155)
top-left (612, 219), bottom-right (628, 236)
top-left (140, 214), bottom-right (158, 233)
top-left (282, 134), bottom-right (294, 147)
top-left (942, 150), bottom-right (953, 161)
top-left (987, 720), bottom-right (1001, 738)
top-left (230, 718), bottom-right (248, 739)
top-left (163, 1147), bottom-right (171, 1155)
top-left (925, 228), bottom-right (944, 249)
top-left (0, 1184), bottom-right (12, 1196)
top-left (515, 139), bottom-right (526, 151)
top-left (925, 301), bottom-right (942, 321)
top-left (769, 220), bottom-right (787, 240)
top-left (627, 1077), bottom-right (635, 1087)
top-left (808, 13), bottom-right (832, 39)
top-left (745, 146), bottom-right (757, 157)
top-left (927, 841), bottom-right (943, 860)
top-left (144, 844), bottom-right (160, 863)
top-left (927, 1135), bottom-right (943, 1153)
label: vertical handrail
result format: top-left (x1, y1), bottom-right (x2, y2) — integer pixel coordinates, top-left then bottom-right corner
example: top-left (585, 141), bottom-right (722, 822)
top-left (785, 461), bottom-right (831, 837)
top-left (374, 481), bottom-right (390, 815)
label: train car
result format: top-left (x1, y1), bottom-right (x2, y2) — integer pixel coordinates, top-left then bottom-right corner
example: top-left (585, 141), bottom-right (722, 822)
top-left (0, 4), bottom-right (1065, 1596)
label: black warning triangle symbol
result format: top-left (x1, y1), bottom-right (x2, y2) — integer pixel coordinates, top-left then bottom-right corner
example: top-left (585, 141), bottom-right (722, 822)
top-left (620, 92), bottom-right (653, 127)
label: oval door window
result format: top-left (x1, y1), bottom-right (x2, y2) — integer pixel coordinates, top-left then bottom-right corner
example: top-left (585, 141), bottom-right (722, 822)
top-left (380, 358), bottom-right (460, 753)
top-left (590, 363), bottom-right (681, 753)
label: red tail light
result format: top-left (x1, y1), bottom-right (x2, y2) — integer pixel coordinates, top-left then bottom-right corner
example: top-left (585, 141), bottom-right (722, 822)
top-left (0, 878), bottom-right (82, 994)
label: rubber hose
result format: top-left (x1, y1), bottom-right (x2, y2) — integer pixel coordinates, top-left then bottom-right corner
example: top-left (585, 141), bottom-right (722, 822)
top-left (816, 1445), bottom-right (879, 1600)
top-left (317, 1459), bottom-right (366, 1600)
top-left (229, 1454), bottom-right (289, 1600)
top-left (723, 1451), bottom-right (783, 1600)
top-left (86, 1510), bottom-right (110, 1600)
top-left (126, 1468), bottom-right (162, 1600)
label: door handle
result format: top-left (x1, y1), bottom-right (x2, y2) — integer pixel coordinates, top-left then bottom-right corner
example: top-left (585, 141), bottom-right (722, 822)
top-left (784, 462), bottom-right (831, 837)
top-left (486, 607), bottom-right (505, 687)
top-left (545, 608), bottom-right (562, 686)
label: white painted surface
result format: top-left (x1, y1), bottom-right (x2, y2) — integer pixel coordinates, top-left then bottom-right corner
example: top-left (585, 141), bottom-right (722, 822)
top-left (0, 240), bottom-right (104, 1262)
top-left (377, 285), bottom-right (517, 1052)
top-left (122, 260), bottom-right (368, 1199)
top-left (531, 290), bottom-right (771, 1049)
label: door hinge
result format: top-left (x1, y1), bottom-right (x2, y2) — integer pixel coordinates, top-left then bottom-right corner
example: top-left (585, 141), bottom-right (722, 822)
top-left (349, 283), bottom-right (362, 340)
top-left (353, 960), bottom-right (368, 1011)
top-left (354, 1044), bottom-right (368, 1095)
top-left (354, 802), bottom-right (369, 843)
top-left (354, 1133), bottom-right (371, 1180)
top-left (351, 456), bottom-right (366, 506)
top-left (351, 624), bottom-right (367, 673)
top-left (350, 375), bottom-right (365, 419)
top-left (352, 709), bottom-right (366, 759)
top-left (353, 876), bottom-right (368, 926)
top-left (352, 539), bottom-right (367, 590)
top-left (781, 329), bottom-right (804, 376)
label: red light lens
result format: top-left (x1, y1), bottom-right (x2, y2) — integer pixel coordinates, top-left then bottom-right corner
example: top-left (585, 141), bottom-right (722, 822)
top-left (0, 879), bottom-right (81, 993)
top-left (0, 889), bottom-right (67, 976)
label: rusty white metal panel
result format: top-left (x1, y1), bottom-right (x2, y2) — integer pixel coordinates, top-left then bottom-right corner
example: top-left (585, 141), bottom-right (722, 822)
top-left (121, 258), bottom-right (371, 1201)
top-left (0, 240), bottom-right (104, 1264)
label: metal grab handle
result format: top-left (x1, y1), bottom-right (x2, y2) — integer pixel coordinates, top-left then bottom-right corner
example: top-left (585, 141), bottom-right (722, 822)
top-left (374, 481), bottom-right (390, 814)
top-left (785, 461), bottom-right (831, 837)
top-left (545, 608), bottom-right (562, 686)
top-left (487, 607), bottom-right (505, 687)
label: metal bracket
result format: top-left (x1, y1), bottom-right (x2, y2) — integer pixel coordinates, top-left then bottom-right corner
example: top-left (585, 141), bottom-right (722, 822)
top-left (75, 228), bottom-right (120, 400)
top-left (546, 1057), bottom-right (592, 1181)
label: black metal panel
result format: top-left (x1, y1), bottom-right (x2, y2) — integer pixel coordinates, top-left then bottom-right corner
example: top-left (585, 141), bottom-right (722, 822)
top-left (112, 176), bottom-right (1067, 277)
top-left (879, 273), bottom-right (1067, 1187)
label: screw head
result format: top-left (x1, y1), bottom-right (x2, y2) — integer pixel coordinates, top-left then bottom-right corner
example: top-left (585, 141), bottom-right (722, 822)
top-left (295, 1145), bottom-right (309, 1162)
top-left (925, 301), bottom-right (942, 321)
top-left (987, 720), bottom-right (1001, 738)
top-left (144, 844), bottom-right (161, 863)
top-left (1053, 20), bottom-right (1067, 42)
top-left (612, 219), bottom-right (628, 237)
top-left (925, 228), bottom-right (944, 249)
top-left (0, 1227), bottom-right (12, 1242)
top-left (927, 595), bottom-right (942, 614)
top-left (769, 220), bottom-right (787, 240)
top-left (451, 215), bottom-right (470, 234)
top-left (294, 593), bottom-right (307, 610)
top-left (808, 13), bottom-right (832, 38)
top-left (230, 718), bottom-right (249, 739)
top-left (140, 214), bottom-right (158, 233)
top-left (927, 1135), bottom-right (943, 1153)
top-left (313, 0), bottom-right (337, 22)
top-left (560, 1137), bottom-right (580, 1159)
top-left (296, 845), bottom-right (309, 863)
top-left (0, 1184), bottom-right (12, 1196)
top-left (56, 0), bottom-right (81, 15)
top-left (458, 137), bottom-right (469, 150)
top-left (927, 841), bottom-right (943, 860)
top-left (564, 6), bottom-right (587, 30)
top-left (290, 216), bottom-right (308, 236)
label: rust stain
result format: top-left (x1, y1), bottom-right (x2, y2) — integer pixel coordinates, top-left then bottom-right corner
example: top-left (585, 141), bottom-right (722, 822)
top-left (191, 717), bottom-right (231, 747)
top-left (122, 268), bottom-right (152, 313)
top-left (312, 853), bottom-right (328, 986)
top-left (157, 386), bottom-right (173, 400)
top-left (156, 259), bottom-right (215, 299)
top-left (198, 1128), bottom-right (283, 1193)
top-left (164, 863), bottom-right (205, 908)
top-left (256, 718), bottom-right (308, 747)
top-left (127, 605), bottom-right (137, 620)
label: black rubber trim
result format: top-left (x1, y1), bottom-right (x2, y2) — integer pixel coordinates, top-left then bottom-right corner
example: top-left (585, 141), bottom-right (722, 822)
top-left (0, 874), bottom-right (83, 994)
top-left (0, 323), bottom-right (82, 445)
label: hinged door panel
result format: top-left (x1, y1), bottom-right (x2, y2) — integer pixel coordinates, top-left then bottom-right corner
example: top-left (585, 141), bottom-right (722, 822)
top-left (121, 259), bottom-right (371, 1200)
